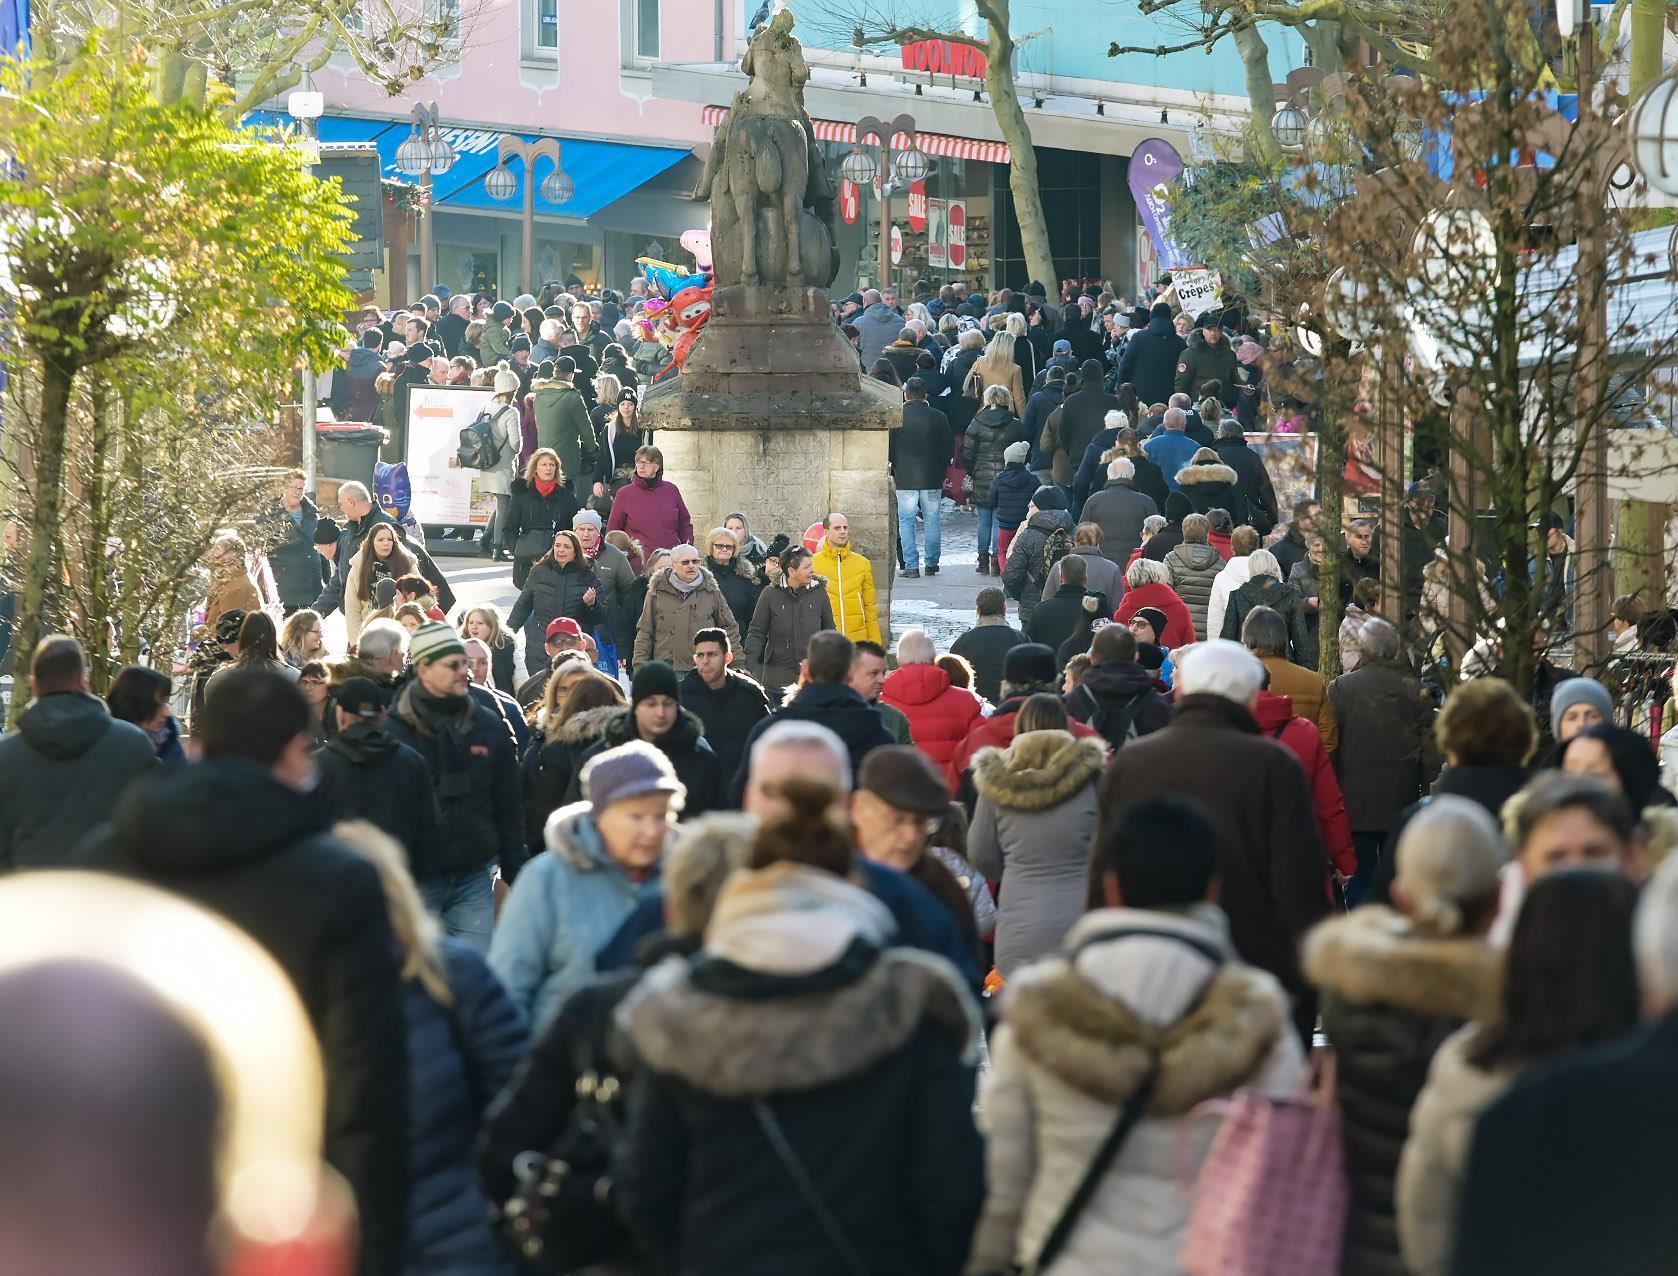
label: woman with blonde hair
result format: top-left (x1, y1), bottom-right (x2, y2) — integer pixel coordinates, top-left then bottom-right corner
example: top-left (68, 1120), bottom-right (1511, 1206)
top-left (334, 821), bottom-right (529, 1276)
top-left (968, 329), bottom-right (1025, 411)
top-left (502, 447), bottom-right (578, 589)
top-left (1004, 309), bottom-right (1037, 387)
top-left (459, 604), bottom-right (519, 696)
top-left (280, 607), bottom-right (327, 668)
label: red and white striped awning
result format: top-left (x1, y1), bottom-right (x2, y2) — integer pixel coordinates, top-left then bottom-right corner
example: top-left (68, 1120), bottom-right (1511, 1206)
top-left (700, 104), bottom-right (1010, 164)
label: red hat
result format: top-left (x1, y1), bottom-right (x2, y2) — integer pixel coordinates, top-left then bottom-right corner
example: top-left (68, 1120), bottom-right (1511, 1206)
top-left (545, 616), bottom-right (584, 641)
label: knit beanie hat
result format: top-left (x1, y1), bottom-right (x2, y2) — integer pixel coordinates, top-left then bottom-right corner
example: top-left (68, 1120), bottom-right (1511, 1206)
top-left (407, 621), bottom-right (466, 666)
top-left (1031, 485), bottom-right (1067, 511)
top-left (312, 517), bottom-right (341, 547)
top-left (1549, 677), bottom-right (1613, 741)
top-left (1176, 639), bottom-right (1265, 704)
top-left (1004, 440), bottom-right (1030, 464)
top-left (1133, 606), bottom-right (1169, 639)
top-left (572, 509), bottom-right (603, 531)
top-left (579, 739), bottom-right (684, 818)
top-left (1393, 796), bottom-right (1506, 937)
top-left (632, 660), bottom-right (681, 705)
top-left (1002, 642), bottom-right (1057, 689)
top-left (374, 578), bottom-right (399, 608)
top-left (493, 364), bottom-right (521, 395)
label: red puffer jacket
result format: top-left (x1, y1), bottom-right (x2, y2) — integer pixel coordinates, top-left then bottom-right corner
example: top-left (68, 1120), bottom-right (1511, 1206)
top-left (881, 664), bottom-right (985, 777)
top-left (1253, 690), bottom-right (1357, 887)
top-left (945, 694), bottom-right (1102, 792)
top-left (1112, 581), bottom-right (1197, 650)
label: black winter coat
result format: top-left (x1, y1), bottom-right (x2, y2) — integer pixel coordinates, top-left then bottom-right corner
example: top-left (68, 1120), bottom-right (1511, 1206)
top-left (963, 408), bottom-right (1024, 507)
top-left (987, 462), bottom-right (1039, 528)
top-left (523, 704), bottom-right (620, 851)
top-left (404, 939), bottom-right (529, 1272)
top-left (1221, 573), bottom-right (1311, 662)
top-left (503, 476), bottom-right (580, 565)
top-left (1026, 586), bottom-right (1108, 667)
top-left (508, 557), bottom-right (602, 648)
top-left (943, 348), bottom-right (982, 430)
top-left (567, 707), bottom-right (726, 817)
top-left (1021, 384), bottom-right (1065, 470)
top-left (314, 722), bottom-right (445, 869)
top-left (1175, 459), bottom-right (1248, 526)
top-left (706, 557), bottom-right (762, 634)
top-left (1213, 436), bottom-right (1281, 534)
top-left (892, 400), bottom-right (955, 491)
top-left (388, 685), bottom-right (528, 881)
top-left (1175, 329), bottom-right (1240, 404)
top-left (1115, 313), bottom-right (1185, 405)
top-left (1064, 658), bottom-right (1171, 745)
top-left (732, 682), bottom-right (896, 801)
top-left (1057, 386), bottom-right (1124, 476)
top-left (679, 668), bottom-right (773, 783)
top-left (614, 942), bottom-right (985, 1276)
top-left (262, 496), bottom-right (330, 608)
top-left (76, 758), bottom-right (409, 1276)
top-left (949, 621), bottom-right (1031, 705)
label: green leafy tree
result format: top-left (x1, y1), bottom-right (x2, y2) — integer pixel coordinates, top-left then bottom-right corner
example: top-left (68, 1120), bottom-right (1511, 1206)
top-left (2, 45), bottom-right (353, 714)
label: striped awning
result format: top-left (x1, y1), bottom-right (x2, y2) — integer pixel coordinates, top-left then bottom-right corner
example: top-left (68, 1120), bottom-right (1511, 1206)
top-left (700, 104), bottom-right (1010, 164)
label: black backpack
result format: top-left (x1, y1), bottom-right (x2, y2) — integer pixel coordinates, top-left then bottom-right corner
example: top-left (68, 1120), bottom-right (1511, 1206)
top-left (1071, 683), bottom-right (1151, 747)
top-left (457, 405), bottom-right (507, 470)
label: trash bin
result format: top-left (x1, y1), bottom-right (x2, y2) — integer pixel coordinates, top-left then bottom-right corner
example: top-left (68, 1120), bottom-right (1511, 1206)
top-left (314, 422), bottom-right (390, 493)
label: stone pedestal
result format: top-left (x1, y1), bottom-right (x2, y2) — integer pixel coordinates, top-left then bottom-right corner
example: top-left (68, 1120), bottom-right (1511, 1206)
top-left (642, 285), bottom-right (901, 636)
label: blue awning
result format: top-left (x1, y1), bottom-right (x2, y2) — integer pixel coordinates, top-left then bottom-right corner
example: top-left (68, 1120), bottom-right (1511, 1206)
top-left (245, 112), bottom-right (690, 220)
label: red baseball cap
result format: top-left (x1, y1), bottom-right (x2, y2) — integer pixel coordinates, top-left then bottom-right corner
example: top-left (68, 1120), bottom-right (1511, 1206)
top-left (545, 617), bottom-right (584, 641)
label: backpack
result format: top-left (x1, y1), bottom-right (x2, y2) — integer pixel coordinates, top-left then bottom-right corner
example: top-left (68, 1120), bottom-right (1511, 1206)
top-left (457, 405), bottom-right (507, 470)
top-left (1071, 683), bottom-right (1151, 746)
top-left (1042, 525), bottom-right (1074, 578)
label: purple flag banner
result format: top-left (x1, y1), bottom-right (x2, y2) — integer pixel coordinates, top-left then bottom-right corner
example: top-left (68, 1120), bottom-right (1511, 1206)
top-left (1128, 138), bottom-right (1194, 273)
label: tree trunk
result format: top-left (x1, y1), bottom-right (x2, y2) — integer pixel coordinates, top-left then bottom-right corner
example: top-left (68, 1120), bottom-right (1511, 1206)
top-left (83, 378), bottom-right (115, 694)
top-left (1235, 24), bottom-right (1280, 164)
top-left (9, 359), bottom-right (75, 727)
top-left (983, 22), bottom-right (1057, 289)
top-left (1316, 407), bottom-right (1348, 681)
top-left (1630, 0), bottom-right (1664, 97)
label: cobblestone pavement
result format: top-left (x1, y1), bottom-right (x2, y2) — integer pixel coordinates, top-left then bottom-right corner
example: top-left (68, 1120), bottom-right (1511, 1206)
top-left (886, 501), bottom-right (1000, 651)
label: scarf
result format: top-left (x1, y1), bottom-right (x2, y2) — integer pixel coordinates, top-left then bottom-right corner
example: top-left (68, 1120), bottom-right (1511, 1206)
top-left (705, 862), bottom-right (895, 976)
top-left (668, 567), bottom-right (706, 596)
top-left (534, 476), bottom-right (558, 498)
top-left (397, 681), bottom-right (476, 799)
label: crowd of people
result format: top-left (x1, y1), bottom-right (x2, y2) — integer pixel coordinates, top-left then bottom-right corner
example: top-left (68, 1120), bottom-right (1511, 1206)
top-left (2, 271), bottom-right (1678, 1276)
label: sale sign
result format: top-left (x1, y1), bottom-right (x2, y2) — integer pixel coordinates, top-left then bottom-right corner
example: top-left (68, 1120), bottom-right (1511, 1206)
top-left (889, 224), bottom-right (903, 265)
top-left (907, 180), bottom-right (927, 232)
top-left (927, 198), bottom-right (947, 267)
top-left (840, 178), bottom-right (859, 225)
top-left (947, 200), bottom-right (967, 268)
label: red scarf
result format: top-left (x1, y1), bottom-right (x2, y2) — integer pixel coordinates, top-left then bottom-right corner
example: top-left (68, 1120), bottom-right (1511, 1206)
top-left (534, 477), bottom-right (558, 498)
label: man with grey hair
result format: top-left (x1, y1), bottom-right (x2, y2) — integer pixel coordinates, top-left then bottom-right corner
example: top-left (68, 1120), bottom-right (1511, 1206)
top-left (1081, 453), bottom-right (1158, 564)
top-left (313, 480), bottom-right (454, 618)
top-left (1452, 848), bottom-right (1678, 1272)
top-left (880, 628), bottom-right (984, 769)
top-left (1327, 617), bottom-right (1439, 903)
top-left (1212, 414), bottom-right (1280, 534)
top-left (1143, 404), bottom-right (1200, 488)
top-left (1097, 638), bottom-right (1331, 1039)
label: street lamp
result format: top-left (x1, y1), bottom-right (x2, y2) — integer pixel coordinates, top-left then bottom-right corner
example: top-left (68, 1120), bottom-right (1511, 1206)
top-left (1270, 103), bottom-right (1309, 151)
top-left (288, 76), bottom-right (325, 485)
top-left (483, 135), bottom-right (570, 295)
top-left (396, 103), bottom-right (456, 295)
top-left (853, 112), bottom-right (919, 291)
top-left (1627, 75), bottom-right (1678, 196)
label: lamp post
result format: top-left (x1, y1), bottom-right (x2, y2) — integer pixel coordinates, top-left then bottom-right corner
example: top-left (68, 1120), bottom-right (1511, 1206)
top-left (395, 103), bottom-right (456, 296)
top-left (843, 113), bottom-right (929, 292)
top-left (288, 78), bottom-right (325, 485)
top-left (483, 136), bottom-right (573, 296)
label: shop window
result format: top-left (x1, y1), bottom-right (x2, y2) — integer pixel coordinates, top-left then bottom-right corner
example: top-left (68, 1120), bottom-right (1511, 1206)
top-left (525, 0), bottom-right (558, 56)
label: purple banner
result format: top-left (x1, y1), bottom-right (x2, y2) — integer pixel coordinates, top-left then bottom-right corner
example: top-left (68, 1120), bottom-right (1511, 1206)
top-left (1128, 138), bottom-right (1194, 272)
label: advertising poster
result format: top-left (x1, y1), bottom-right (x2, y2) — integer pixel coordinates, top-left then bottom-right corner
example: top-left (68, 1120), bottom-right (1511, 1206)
top-left (406, 385), bottom-right (498, 527)
top-left (1247, 432), bottom-right (1319, 515)
top-left (927, 198), bottom-right (947, 267)
top-left (947, 200), bottom-right (967, 269)
top-left (1173, 266), bottom-right (1223, 319)
top-left (1127, 138), bottom-right (1194, 272)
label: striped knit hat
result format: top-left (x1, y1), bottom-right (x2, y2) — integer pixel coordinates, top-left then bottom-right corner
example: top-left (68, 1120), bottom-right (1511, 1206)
top-left (407, 621), bottom-right (466, 666)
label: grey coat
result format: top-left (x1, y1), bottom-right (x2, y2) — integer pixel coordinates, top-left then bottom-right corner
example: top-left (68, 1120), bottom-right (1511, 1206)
top-left (1001, 508), bottom-right (1074, 629)
top-left (589, 541), bottom-right (639, 656)
top-left (474, 401), bottom-right (524, 497)
top-left (0, 692), bottom-right (157, 869)
top-left (1164, 541), bottom-right (1225, 641)
top-left (1081, 478), bottom-right (1159, 565)
top-left (968, 730), bottom-right (1107, 976)
top-left (744, 577), bottom-right (835, 695)
top-left (1046, 546), bottom-right (1124, 605)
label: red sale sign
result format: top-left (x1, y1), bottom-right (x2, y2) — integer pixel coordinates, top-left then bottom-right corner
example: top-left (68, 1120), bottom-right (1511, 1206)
top-left (907, 180), bottom-right (927, 232)
top-left (889, 224), bottom-right (903, 265)
top-left (947, 200), bottom-right (967, 268)
top-left (840, 178), bottom-right (859, 225)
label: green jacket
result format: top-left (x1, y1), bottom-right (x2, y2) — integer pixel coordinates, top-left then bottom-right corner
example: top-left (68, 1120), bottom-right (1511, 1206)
top-left (530, 377), bottom-right (599, 488)
top-left (479, 319), bottom-right (512, 366)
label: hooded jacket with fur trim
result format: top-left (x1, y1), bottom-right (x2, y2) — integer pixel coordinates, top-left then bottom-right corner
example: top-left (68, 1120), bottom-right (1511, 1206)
top-left (632, 564), bottom-right (742, 672)
top-left (969, 730), bottom-right (1106, 976)
top-left (523, 703), bottom-right (620, 848)
top-left (1173, 458), bottom-right (1248, 525)
top-left (613, 868), bottom-right (984, 1276)
top-left (969, 909), bottom-right (1304, 1275)
top-left (1303, 906), bottom-right (1501, 1276)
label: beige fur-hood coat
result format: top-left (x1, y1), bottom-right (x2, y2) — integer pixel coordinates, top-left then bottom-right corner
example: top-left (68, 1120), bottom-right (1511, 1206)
top-left (968, 908), bottom-right (1304, 1276)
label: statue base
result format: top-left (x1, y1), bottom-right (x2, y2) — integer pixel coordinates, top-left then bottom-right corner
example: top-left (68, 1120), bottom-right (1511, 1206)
top-left (642, 286), bottom-right (902, 636)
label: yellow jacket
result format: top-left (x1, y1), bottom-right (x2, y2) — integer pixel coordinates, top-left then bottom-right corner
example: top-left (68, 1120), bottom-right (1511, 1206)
top-left (811, 542), bottom-right (880, 644)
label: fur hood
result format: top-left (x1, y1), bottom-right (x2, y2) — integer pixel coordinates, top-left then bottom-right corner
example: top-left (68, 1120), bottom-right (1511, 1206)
top-left (543, 799), bottom-right (676, 873)
top-left (542, 702), bottom-right (621, 746)
top-left (762, 573), bottom-right (828, 594)
top-left (1005, 955), bottom-right (1289, 1114)
top-left (1302, 905), bottom-right (1501, 1022)
top-left (972, 730), bottom-right (1106, 809)
top-left (618, 946), bottom-right (981, 1096)
top-left (1174, 461), bottom-right (1239, 488)
top-left (530, 376), bottom-right (583, 396)
top-left (706, 554), bottom-right (758, 584)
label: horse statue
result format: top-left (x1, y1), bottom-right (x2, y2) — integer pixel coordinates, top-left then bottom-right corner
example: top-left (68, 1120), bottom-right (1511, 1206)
top-left (698, 9), bottom-right (839, 290)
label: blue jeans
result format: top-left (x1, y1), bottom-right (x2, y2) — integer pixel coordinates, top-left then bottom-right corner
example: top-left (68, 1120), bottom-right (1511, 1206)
top-left (896, 489), bottom-right (942, 570)
top-left (420, 865), bottom-right (496, 952)
top-left (975, 506), bottom-right (1000, 556)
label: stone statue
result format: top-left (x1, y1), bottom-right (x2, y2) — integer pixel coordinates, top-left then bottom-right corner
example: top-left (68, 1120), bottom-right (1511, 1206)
top-left (698, 9), bottom-right (840, 291)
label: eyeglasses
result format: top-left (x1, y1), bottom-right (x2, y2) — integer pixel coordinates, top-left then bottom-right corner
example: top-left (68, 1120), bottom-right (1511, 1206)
top-left (675, 558), bottom-right (700, 567)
